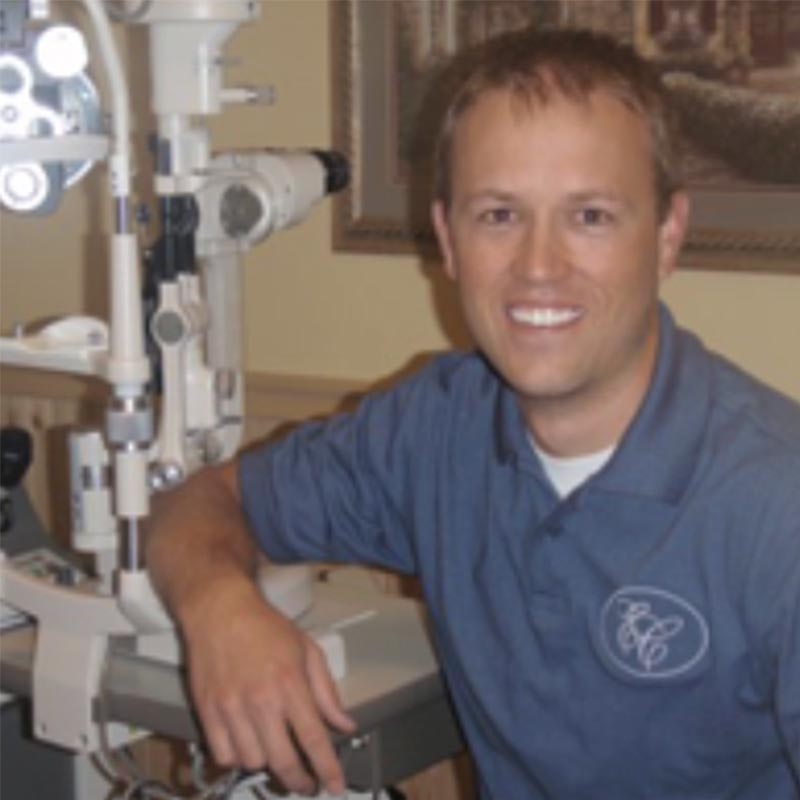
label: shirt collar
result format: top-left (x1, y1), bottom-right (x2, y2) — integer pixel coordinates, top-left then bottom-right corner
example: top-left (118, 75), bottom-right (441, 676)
top-left (495, 303), bottom-right (712, 504)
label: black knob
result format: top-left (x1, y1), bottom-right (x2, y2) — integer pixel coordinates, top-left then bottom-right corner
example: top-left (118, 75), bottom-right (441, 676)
top-left (1, 427), bottom-right (32, 490)
top-left (312, 150), bottom-right (350, 195)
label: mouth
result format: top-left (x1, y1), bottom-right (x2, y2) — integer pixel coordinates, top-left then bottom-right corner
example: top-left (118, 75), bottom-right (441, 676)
top-left (507, 305), bottom-right (584, 329)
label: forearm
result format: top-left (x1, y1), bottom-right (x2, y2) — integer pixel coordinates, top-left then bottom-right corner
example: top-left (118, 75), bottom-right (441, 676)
top-left (143, 457), bottom-right (355, 792)
top-left (144, 459), bottom-right (262, 632)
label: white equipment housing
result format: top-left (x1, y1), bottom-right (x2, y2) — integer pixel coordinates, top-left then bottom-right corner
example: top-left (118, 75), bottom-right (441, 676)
top-left (0, 0), bottom-right (348, 758)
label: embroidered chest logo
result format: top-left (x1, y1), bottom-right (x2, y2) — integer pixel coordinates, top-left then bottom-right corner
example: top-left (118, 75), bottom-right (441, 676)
top-left (599, 586), bottom-right (709, 680)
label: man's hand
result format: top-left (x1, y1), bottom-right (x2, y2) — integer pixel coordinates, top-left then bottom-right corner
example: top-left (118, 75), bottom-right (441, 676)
top-left (182, 579), bottom-right (357, 796)
top-left (144, 461), bottom-right (356, 795)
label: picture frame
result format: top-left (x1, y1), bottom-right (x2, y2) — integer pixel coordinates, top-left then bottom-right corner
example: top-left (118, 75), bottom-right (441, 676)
top-left (330, 0), bottom-right (800, 274)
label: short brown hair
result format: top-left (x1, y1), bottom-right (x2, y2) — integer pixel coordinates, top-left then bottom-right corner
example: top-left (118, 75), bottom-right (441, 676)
top-left (434, 27), bottom-right (683, 218)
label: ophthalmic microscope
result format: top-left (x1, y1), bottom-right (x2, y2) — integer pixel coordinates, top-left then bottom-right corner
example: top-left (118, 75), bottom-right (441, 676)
top-left (0, 0), bottom-right (352, 791)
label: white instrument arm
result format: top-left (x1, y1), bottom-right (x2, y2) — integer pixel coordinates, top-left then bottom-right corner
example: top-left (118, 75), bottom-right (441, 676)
top-left (0, 0), bottom-right (349, 760)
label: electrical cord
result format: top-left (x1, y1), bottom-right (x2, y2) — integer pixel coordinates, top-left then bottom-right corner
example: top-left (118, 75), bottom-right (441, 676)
top-left (97, 657), bottom-right (393, 799)
top-left (106, 0), bottom-right (154, 23)
top-left (96, 655), bottom-right (259, 799)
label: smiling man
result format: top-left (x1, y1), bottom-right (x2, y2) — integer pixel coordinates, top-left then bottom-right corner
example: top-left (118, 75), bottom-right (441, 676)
top-left (146, 28), bottom-right (800, 799)
top-left (432, 79), bottom-right (688, 457)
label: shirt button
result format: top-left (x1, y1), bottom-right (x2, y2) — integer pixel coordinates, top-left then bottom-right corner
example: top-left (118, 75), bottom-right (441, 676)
top-left (543, 522), bottom-right (561, 536)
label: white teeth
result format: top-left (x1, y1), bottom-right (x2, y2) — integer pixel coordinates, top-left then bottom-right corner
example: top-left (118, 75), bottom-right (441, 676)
top-left (509, 307), bottom-right (582, 328)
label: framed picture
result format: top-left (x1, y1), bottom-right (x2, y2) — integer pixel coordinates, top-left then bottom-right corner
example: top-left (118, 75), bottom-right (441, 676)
top-left (331, 0), bottom-right (800, 274)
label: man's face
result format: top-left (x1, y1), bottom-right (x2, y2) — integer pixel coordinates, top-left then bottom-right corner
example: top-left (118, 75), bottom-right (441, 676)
top-left (432, 87), bottom-right (688, 448)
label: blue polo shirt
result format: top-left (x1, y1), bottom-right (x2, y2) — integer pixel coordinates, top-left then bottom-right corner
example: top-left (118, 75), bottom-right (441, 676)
top-left (239, 305), bottom-right (800, 798)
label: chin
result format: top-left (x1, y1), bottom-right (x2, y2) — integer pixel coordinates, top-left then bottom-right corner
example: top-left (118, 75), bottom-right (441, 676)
top-left (490, 348), bottom-right (574, 393)
top-left (502, 368), bottom-right (583, 403)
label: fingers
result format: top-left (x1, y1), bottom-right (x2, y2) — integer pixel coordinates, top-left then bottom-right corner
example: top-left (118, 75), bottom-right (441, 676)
top-left (189, 631), bottom-right (354, 796)
top-left (260, 715), bottom-right (319, 796)
top-left (285, 691), bottom-right (347, 795)
top-left (305, 638), bottom-right (357, 734)
top-left (193, 681), bottom-right (268, 773)
top-left (196, 702), bottom-right (237, 767)
top-left (197, 684), bottom-right (320, 795)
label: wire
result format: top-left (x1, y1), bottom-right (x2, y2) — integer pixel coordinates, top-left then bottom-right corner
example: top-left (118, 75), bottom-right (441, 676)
top-left (189, 744), bottom-right (276, 799)
top-left (98, 666), bottom-right (375, 799)
top-left (122, 779), bottom-right (180, 800)
top-left (80, 0), bottom-right (133, 203)
top-left (95, 655), bottom-right (146, 789)
top-left (106, 0), bottom-right (154, 23)
top-left (189, 742), bottom-right (213, 792)
top-left (96, 657), bottom-right (254, 799)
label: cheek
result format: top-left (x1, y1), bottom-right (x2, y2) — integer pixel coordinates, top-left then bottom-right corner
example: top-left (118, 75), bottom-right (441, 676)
top-left (586, 232), bottom-right (662, 294)
top-left (455, 262), bottom-right (506, 316)
top-left (450, 241), bottom-right (490, 291)
top-left (455, 271), bottom-right (491, 320)
top-left (450, 256), bottom-right (501, 328)
top-left (452, 231), bottom-right (515, 282)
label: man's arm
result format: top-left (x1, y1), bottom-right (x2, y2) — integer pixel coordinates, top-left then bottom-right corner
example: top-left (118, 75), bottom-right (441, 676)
top-left (144, 459), bottom-right (356, 795)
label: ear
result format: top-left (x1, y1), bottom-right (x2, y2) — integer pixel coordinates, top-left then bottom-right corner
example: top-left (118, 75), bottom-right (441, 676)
top-left (431, 200), bottom-right (457, 281)
top-left (656, 191), bottom-right (690, 282)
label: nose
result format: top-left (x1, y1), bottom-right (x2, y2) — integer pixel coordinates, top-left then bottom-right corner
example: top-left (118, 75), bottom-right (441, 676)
top-left (512, 218), bottom-right (569, 284)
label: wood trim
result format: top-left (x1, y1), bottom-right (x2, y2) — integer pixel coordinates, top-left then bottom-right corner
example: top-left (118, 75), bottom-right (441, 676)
top-left (0, 366), bottom-right (369, 537)
top-left (0, 367), bottom-right (105, 404)
top-left (243, 371), bottom-right (369, 421)
top-left (0, 366), bottom-right (369, 423)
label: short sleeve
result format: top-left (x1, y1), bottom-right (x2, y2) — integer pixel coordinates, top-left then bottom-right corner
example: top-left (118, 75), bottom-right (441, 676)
top-left (236, 356), bottom-right (463, 574)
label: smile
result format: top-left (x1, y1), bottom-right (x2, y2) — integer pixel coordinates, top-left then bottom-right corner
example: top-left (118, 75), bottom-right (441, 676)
top-left (508, 306), bottom-right (584, 328)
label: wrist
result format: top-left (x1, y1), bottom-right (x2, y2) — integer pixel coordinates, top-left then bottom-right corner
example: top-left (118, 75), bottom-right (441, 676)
top-left (176, 569), bottom-right (265, 644)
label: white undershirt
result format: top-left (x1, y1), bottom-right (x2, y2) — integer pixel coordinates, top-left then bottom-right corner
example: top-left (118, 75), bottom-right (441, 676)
top-left (531, 438), bottom-right (616, 499)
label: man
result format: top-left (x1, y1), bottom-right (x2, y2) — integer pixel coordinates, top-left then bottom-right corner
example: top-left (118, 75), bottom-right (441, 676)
top-left (146, 28), bottom-right (800, 799)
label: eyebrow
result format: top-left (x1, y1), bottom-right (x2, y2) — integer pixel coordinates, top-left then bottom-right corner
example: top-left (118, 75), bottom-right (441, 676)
top-left (563, 191), bottom-right (639, 217)
top-left (564, 190), bottom-right (627, 205)
top-left (458, 188), bottom-right (631, 210)
top-left (459, 189), bottom-right (520, 207)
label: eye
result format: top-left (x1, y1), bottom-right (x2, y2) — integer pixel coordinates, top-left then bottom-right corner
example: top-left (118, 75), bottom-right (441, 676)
top-left (477, 206), bottom-right (517, 226)
top-left (574, 206), bottom-right (615, 227)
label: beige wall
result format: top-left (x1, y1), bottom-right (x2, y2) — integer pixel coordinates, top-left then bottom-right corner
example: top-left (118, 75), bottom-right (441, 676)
top-left (1, 0), bottom-right (798, 400)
